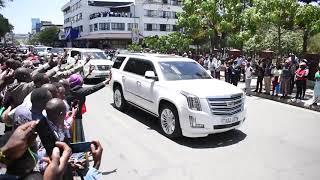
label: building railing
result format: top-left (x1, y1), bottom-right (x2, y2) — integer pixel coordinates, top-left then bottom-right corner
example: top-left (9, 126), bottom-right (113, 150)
top-left (146, 0), bottom-right (182, 6)
top-left (89, 12), bottom-right (133, 20)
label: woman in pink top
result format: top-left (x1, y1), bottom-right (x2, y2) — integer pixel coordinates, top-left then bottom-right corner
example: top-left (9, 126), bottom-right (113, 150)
top-left (295, 62), bottom-right (307, 101)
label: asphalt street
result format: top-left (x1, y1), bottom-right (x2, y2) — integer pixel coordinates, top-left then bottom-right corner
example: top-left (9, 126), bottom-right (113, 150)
top-left (81, 85), bottom-right (320, 180)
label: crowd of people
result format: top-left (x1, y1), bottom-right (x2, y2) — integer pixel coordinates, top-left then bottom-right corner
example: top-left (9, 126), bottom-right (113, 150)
top-left (188, 51), bottom-right (320, 106)
top-left (0, 46), bottom-right (109, 179)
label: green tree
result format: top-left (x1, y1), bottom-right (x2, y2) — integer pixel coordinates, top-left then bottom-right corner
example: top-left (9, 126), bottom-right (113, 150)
top-left (37, 27), bottom-right (59, 46)
top-left (296, 4), bottom-right (320, 54)
top-left (28, 34), bottom-right (39, 45)
top-left (0, 0), bottom-right (12, 8)
top-left (308, 33), bottom-right (320, 53)
top-left (128, 43), bottom-right (143, 52)
top-left (0, 14), bottom-right (13, 41)
top-left (255, 0), bottom-right (298, 57)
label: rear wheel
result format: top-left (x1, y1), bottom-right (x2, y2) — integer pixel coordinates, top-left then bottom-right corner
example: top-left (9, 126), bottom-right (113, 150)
top-left (113, 86), bottom-right (127, 111)
top-left (159, 103), bottom-right (182, 138)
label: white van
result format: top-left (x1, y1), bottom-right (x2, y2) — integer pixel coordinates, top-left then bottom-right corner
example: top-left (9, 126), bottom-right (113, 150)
top-left (67, 48), bottom-right (113, 79)
top-left (34, 46), bottom-right (52, 57)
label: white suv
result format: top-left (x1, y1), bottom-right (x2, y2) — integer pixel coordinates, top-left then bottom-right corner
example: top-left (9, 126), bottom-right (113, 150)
top-left (110, 53), bottom-right (246, 138)
top-left (67, 48), bottom-right (113, 79)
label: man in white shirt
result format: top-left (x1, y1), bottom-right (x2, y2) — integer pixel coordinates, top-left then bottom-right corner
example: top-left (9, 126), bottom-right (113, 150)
top-left (212, 55), bottom-right (222, 79)
top-left (245, 62), bottom-right (253, 96)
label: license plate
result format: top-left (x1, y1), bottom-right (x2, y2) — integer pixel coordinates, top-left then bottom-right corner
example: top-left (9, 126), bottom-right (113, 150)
top-left (221, 116), bottom-right (239, 124)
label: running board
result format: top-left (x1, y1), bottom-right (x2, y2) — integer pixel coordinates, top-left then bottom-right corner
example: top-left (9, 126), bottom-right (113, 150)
top-left (127, 101), bottom-right (159, 118)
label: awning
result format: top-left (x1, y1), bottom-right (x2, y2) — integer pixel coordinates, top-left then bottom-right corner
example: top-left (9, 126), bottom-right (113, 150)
top-left (88, 0), bottom-right (134, 7)
top-left (78, 33), bottom-right (134, 40)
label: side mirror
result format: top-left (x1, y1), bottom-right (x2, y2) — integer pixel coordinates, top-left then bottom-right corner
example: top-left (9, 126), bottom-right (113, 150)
top-left (145, 71), bottom-right (158, 81)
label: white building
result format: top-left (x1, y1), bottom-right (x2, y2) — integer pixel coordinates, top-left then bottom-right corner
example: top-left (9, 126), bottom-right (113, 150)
top-left (61, 0), bottom-right (182, 49)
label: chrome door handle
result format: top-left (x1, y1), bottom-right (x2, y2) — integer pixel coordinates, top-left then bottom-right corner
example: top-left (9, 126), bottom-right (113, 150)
top-left (137, 81), bottom-right (141, 87)
top-left (122, 76), bottom-right (126, 81)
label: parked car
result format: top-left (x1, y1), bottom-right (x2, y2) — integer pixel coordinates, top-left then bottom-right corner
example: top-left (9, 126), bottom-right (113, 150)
top-left (67, 48), bottom-right (113, 80)
top-left (110, 53), bottom-right (247, 138)
top-left (49, 48), bottom-right (64, 57)
top-left (34, 46), bottom-right (52, 57)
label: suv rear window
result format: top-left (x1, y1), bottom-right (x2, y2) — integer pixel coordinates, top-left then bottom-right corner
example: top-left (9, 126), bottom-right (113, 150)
top-left (113, 56), bottom-right (126, 69)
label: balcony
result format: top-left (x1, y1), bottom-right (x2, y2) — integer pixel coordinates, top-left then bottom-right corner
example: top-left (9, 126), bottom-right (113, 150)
top-left (89, 12), bottom-right (133, 20)
top-left (146, 0), bottom-right (182, 6)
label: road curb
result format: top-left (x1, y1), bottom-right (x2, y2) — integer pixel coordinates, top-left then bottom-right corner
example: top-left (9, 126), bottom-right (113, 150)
top-left (250, 92), bottom-right (320, 112)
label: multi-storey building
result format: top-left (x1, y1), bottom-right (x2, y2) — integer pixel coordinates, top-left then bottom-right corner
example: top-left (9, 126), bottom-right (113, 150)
top-left (61, 0), bottom-right (182, 49)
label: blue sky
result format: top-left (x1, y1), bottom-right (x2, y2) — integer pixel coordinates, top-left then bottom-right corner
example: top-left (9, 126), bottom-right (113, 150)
top-left (0, 0), bottom-right (69, 34)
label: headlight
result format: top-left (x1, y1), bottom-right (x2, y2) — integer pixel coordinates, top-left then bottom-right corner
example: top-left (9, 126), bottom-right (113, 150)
top-left (181, 91), bottom-right (202, 111)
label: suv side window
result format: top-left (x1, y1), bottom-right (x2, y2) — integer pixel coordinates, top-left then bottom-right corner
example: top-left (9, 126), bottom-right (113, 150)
top-left (124, 58), bottom-right (156, 76)
top-left (123, 58), bottom-right (138, 74)
top-left (138, 60), bottom-right (156, 76)
top-left (113, 56), bottom-right (126, 69)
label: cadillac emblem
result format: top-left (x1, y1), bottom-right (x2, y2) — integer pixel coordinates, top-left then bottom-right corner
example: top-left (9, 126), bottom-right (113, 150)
top-left (226, 101), bottom-right (235, 107)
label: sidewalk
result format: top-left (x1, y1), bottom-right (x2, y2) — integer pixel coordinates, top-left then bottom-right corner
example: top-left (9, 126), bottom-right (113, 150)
top-left (220, 72), bottom-right (320, 112)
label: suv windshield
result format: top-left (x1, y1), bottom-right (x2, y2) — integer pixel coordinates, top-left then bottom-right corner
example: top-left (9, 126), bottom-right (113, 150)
top-left (35, 48), bottom-right (46, 52)
top-left (159, 61), bottom-right (212, 81)
top-left (51, 48), bottom-right (64, 54)
top-left (82, 52), bottom-right (107, 59)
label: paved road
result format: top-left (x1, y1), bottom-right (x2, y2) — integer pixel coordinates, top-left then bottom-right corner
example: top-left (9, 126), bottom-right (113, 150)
top-left (83, 85), bottom-right (320, 180)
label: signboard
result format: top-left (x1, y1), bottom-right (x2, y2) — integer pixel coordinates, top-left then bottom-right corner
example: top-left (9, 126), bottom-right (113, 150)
top-left (131, 28), bottom-right (139, 44)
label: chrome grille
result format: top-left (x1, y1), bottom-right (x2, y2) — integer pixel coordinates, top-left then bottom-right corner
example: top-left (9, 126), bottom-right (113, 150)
top-left (97, 65), bottom-right (111, 71)
top-left (208, 93), bottom-right (244, 116)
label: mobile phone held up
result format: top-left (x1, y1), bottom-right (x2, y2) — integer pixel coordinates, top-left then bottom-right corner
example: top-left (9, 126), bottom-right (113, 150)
top-left (36, 119), bottom-right (58, 156)
top-left (70, 142), bottom-right (92, 153)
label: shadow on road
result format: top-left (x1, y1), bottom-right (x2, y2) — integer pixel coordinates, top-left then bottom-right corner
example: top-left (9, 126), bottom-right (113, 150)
top-left (111, 103), bottom-right (247, 149)
top-left (174, 130), bottom-right (247, 149)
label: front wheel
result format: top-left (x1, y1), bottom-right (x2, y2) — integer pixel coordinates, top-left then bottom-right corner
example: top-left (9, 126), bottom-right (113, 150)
top-left (159, 103), bottom-right (182, 138)
top-left (113, 86), bottom-right (127, 111)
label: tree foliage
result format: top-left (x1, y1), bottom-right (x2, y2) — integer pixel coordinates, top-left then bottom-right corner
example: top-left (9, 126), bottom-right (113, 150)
top-left (128, 43), bottom-right (143, 52)
top-left (0, 0), bottom-right (12, 8)
top-left (0, 14), bottom-right (13, 37)
top-left (308, 33), bottom-right (320, 53)
top-left (144, 32), bottom-right (192, 53)
top-left (178, 0), bottom-right (320, 56)
top-left (36, 27), bottom-right (60, 46)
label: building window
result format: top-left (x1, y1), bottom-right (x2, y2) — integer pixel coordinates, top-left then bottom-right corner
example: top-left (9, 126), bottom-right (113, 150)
top-left (79, 13), bottom-right (82, 20)
top-left (145, 24), bottom-right (157, 31)
top-left (99, 23), bottom-right (110, 31)
top-left (162, 0), bottom-right (168, 4)
top-left (161, 11), bottom-right (171, 18)
top-left (160, 24), bottom-right (169, 31)
top-left (171, 0), bottom-right (181, 5)
top-left (128, 23), bottom-right (138, 31)
top-left (94, 23), bottom-right (98, 31)
top-left (172, 25), bottom-right (177, 31)
top-left (79, 25), bottom-right (83, 32)
top-left (111, 23), bottom-right (125, 31)
top-left (89, 25), bottom-right (93, 32)
top-left (145, 10), bottom-right (157, 17)
top-left (172, 12), bottom-right (178, 19)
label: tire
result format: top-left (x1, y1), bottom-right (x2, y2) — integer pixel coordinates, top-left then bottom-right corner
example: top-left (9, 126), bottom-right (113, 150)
top-left (113, 86), bottom-right (127, 111)
top-left (159, 103), bottom-right (182, 138)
